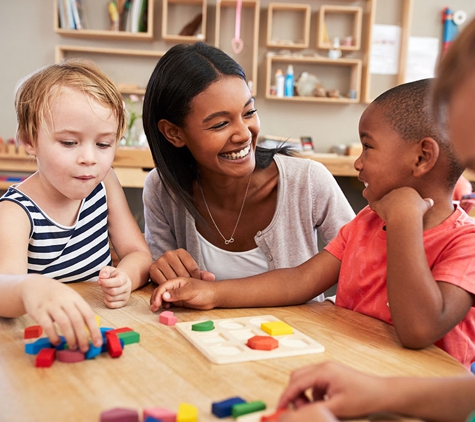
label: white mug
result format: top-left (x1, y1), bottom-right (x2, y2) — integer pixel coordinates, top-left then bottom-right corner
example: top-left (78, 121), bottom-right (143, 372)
top-left (328, 49), bottom-right (342, 59)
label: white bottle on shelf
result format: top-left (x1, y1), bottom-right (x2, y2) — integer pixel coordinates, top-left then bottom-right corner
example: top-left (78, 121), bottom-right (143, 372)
top-left (275, 69), bottom-right (285, 97)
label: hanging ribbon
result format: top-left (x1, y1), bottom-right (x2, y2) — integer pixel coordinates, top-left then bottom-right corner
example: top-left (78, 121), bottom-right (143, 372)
top-left (231, 0), bottom-right (244, 54)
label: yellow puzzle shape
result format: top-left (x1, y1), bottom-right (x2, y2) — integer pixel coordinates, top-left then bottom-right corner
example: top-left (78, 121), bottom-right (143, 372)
top-left (261, 321), bottom-right (294, 336)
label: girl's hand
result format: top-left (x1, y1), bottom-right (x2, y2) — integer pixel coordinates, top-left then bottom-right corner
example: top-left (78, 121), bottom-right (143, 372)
top-left (149, 248), bottom-right (215, 284)
top-left (150, 277), bottom-right (217, 312)
top-left (98, 266), bottom-right (132, 308)
top-left (21, 276), bottom-right (102, 352)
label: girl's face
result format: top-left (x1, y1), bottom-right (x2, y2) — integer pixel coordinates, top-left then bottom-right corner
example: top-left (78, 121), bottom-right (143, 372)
top-left (447, 70), bottom-right (475, 171)
top-left (354, 104), bottom-right (417, 207)
top-left (178, 76), bottom-right (260, 179)
top-left (27, 86), bottom-right (118, 201)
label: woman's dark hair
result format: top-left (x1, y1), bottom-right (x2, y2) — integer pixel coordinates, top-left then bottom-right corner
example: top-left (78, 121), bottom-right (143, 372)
top-left (143, 42), bottom-right (291, 218)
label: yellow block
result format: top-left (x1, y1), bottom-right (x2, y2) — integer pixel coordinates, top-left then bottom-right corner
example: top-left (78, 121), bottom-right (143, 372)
top-left (177, 403), bottom-right (198, 422)
top-left (261, 321), bottom-right (293, 336)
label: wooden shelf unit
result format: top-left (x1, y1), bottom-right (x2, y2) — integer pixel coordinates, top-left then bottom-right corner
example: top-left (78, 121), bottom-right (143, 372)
top-left (215, 0), bottom-right (260, 96)
top-left (266, 3), bottom-right (311, 49)
top-left (317, 5), bottom-right (363, 51)
top-left (53, 0), bottom-right (154, 41)
top-left (265, 53), bottom-right (362, 103)
top-left (55, 45), bottom-right (165, 96)
top-left (162, 0), bottom-right (207, 43)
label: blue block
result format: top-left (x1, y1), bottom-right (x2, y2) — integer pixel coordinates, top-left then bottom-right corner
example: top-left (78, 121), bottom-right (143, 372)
top-left (85, 342), bottom-right (102, 359)
top-left (212, 397), bottom-right (246, 418)
top-left (25, 337), bottom-right (53, 355)
top-left (54, 336), bottom-right (67, 350)
top-left (470, 362), bottom-right (475, 374)
top-left (144, 417), bottom-right (163, 422)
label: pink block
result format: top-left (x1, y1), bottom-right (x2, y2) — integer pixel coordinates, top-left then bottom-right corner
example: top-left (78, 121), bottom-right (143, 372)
top-left (100, 407), bottom-right (139, 422)
top-left (143, 407), bottom-right (177, 422)
top-left (57, 349), bottom-right (85, 363)
top-left (159, 311), bottom-right (177, 326)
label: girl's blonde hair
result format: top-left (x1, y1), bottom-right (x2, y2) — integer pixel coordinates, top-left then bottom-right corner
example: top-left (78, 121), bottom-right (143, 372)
top-left (15, 58), bottom-right (127, 146)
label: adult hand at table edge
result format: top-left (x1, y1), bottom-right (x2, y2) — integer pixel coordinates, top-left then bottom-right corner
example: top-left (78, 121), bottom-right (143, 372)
top-left (149, 277), bottom-right (217, 311)
top-left (279, 403), bottom-right (338, 422)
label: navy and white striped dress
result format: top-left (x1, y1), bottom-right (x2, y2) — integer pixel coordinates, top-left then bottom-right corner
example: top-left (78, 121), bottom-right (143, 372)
top-left (0, 183), bottom-right (112, 282)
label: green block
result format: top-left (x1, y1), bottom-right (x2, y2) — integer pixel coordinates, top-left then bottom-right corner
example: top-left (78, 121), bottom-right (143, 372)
top-left (117, 330), bottom-right (140, 345)
top-left (191, 320), bottom-right (214, 332)
top-left (231, 400), bottom-right (266, 418)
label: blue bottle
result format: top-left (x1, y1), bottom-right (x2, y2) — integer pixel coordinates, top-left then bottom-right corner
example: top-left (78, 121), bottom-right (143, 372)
top-left (284, 65), bottom-right (294, 97)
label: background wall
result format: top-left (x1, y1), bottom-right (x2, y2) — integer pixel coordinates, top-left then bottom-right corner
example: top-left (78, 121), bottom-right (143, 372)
top-left (1, 0), bottom-right (475, 148)
top-left (1, 0), bottom-right (474, 221)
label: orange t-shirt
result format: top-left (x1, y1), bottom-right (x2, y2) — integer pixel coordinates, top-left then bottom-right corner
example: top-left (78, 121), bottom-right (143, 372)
top-left (325, 205), bottom-right (475, 368)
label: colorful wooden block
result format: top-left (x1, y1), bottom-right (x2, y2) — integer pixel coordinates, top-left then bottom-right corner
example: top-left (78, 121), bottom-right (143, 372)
top-left (177, 403), bottom-right (198, 422)
top-left (117, 330), bottom-right (140, 345)
top-left (260, 321), bottom-right (293, 336)
top-left (260, 409), bottom-right (288, 421)
top-left (24, 325), bottom-right (43, 339)
top-left (54, 336), bottom-right (67, 350)
top-left (246, 336), bottom-right (279, 351)
top-left (85, 342), bottom-right (102, 359)
top-left (159, 311), bottom-right (177, 326)
top-left (232, 401), bottom-right (266, 419)
top-left (106, 327), bottom-right (133, 337)
top-left (191, 320), bottom-right (214, 332)
top-left (143, 407), bottom-right (176, 422)
top-left (107, 334), bottom-right (123, 358)
top-left (35, 348), bottom-right (55, 367)
top-left (25, 337), bottom-right (52, 355)
top-left (212, 396), bottom-right (246, 418)
top-left (57, 349), bottom-right (85, 363)
top-left (100, 407), bottom-right (139, 422)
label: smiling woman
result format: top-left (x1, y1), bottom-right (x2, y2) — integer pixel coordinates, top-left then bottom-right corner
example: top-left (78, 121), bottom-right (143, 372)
top-left (142, 42), bottom-right (355, 297)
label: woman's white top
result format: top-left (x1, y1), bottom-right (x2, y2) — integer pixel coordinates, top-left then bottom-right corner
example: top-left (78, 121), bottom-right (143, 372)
top-left (198, 232), bottom-right (268, 280)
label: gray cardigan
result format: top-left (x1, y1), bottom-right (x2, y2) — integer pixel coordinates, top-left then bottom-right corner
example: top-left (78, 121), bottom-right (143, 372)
top-left (143, 154), bottom-right (355, 272)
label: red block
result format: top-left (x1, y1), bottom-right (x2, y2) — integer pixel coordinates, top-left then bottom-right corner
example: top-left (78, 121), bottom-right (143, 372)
top-left (105, 327), bottom-right (133, 337)
top-left (100, 407), bottom-right (139, 422)
top-left (107, 334), bottom-right (123, 358)
top-left (35, 348), bottom-right (55, 367)
top-left (24, 325), bottom-right (43, 339)
top-left (261, 409), bottom-right (288, 421)
top-left (247, 335), bottom-right (279, 351)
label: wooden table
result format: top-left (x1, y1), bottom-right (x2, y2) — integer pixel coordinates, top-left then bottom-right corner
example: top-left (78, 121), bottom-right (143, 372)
top-left (0, 282), bottom-right (468, 421)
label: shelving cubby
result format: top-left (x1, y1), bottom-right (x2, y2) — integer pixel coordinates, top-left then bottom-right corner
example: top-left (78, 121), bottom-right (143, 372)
top-left (55, 45), bottom-right (165, 96)
top-left (265, 53), bottom-right (362, 104)
top-left (215, 0), bottom-right (260, 96)
top-left (317, 5), bottom-right (363, 51)
top-left (162, 0), bottom-right (207, 43)
top-left (266, 3), bottom-right (311, 49)
top-left (54, 0), bottom-right (154, 41)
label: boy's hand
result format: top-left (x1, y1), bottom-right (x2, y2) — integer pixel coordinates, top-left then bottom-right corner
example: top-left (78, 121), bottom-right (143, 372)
top-left (149, 277), bottom-right (217, 312)
top-left (279, 403), bottom-right (337, 422)
top-left (277, 361), bottom-right (386, 419)
top-left (21, 277), bottom-right (102, 353)
top-left (98, 266), bottom-right (132, 308)
top-left (149, 248), bottom-right (215, 284)
top-left (371, 187), bottom-right (434, 223)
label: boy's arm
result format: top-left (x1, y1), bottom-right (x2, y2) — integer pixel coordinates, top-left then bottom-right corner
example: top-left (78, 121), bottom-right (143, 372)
top-left (150, 250), bottom-right (340, 311)
top-left (105, 169), bottom-right (153, 291)
top-left (374, 187), bottom-right (473, 348)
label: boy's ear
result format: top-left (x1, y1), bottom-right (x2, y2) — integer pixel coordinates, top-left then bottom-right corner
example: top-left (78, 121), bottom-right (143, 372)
top-left (22, 140), bottom-right (36, 157)
top-left (157, 119), bottom-right (185, 148)
top-left (413, 137), bottom-right (439, 177)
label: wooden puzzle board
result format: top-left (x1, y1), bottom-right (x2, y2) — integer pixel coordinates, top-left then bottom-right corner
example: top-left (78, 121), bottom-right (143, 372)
top-left (175, 315), bottom-right (325, 364)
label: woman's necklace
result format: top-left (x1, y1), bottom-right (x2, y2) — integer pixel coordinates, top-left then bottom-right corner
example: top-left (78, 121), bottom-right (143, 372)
top-left (198, 174), bottom-right (252, 245)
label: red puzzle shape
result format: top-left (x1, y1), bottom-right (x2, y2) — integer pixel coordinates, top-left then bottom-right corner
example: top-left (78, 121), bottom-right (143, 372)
top-left (247, 335), bottom-right (279, 351)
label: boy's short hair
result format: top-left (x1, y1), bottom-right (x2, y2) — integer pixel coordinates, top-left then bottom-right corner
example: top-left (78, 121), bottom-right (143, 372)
top-left (432, 17), bottom-right (475, 124)
top-left (373, 78), bottom-right (464, 188)
top-left (15, 58), bottom-right (127, 146)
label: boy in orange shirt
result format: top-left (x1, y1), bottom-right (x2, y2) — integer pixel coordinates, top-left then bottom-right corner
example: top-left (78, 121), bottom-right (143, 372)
top-left (151, 78), bottom-right (475, 368)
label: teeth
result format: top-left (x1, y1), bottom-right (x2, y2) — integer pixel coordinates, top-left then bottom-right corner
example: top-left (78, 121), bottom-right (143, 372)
top-left (364, 182), bottom-right (369, 187)
top-left (221, 146), bottom-right (250, 160)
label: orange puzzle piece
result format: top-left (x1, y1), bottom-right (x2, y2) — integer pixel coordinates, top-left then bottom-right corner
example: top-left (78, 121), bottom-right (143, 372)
top-left (247, 335), bottom-right (279, 351)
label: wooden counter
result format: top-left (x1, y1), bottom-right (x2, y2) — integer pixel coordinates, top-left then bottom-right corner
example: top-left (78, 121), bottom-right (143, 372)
top-left (0, 282), bottom-right (468, 422)
top-left (1, 147), bottom-right (474, 191)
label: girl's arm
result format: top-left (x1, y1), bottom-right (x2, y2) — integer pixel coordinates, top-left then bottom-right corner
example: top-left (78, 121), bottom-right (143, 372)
top-left (104, 169), bottom-right (152, 291)
top-left (150, 250), bottom-right (340, 311)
